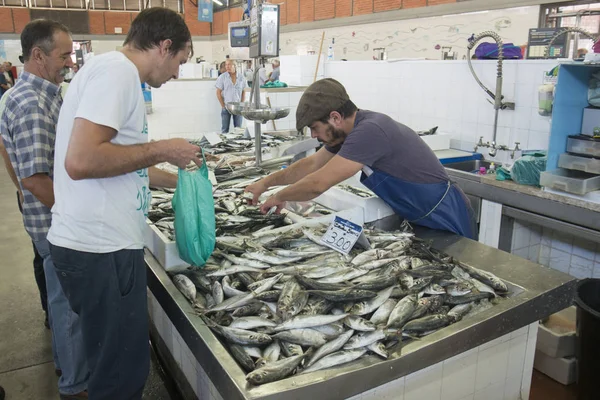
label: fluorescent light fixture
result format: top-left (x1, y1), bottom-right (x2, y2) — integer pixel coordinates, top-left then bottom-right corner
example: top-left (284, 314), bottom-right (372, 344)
top-left (442, 10), bottom-right (489, 17)
top-left (213, 0), bottom-right (223, 5)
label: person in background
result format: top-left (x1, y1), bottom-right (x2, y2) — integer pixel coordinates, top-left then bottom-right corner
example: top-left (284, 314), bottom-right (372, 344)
top-left (218, 60), bottom-right (226, 76)
top-left (267, 59), bottom-right (280, 83)
top-left (577, 48), bottom-right (588, 59)
top-left (246, 78), bottom-right (476, 239)
top-left (3, 62), bottom-right (14, 87)
top-left (0, 19), bottom-right (88, 400)
top-left (47, 8), bottom-right (201, 400)
top-left (0, 65), bottom-right (8, 97)
top-left (244, 60), bottom-right (253, 86)
top-left (216, 59), bottom-right (246, 133)
top-left (0, 85), bottom-right (49, 330)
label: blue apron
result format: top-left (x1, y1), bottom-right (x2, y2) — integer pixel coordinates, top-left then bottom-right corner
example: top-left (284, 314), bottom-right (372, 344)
top-left (360, 166), bottom-right (476, 239)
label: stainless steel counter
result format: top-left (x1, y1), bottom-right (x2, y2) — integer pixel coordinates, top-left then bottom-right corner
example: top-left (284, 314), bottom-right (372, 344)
top-left (146, 228), bottom-right (576, 400)
top-left (446, 168), bottom-right (600, 233)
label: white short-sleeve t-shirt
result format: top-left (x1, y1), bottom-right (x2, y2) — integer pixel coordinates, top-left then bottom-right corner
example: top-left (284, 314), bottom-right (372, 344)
top-left (48, 51), bottom-right (151, 253)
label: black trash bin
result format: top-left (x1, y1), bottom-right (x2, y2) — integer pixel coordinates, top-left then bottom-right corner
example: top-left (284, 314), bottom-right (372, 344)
top-left (574, 278), bottom-right (600, 400)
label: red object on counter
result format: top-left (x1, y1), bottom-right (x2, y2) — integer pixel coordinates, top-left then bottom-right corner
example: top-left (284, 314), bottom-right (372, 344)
top-left (594, 41), bottom-right (600, 53)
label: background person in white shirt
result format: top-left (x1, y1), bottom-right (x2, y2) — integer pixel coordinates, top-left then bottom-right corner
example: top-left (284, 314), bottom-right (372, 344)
top-left (47, 8), bottom-right (201, 400)
top-left (215, 59), bottom-right (246, 133)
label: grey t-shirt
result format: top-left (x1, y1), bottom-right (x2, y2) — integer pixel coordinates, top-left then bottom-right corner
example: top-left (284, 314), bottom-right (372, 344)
top-left (270, 67), bottom-right (280, 82)
top-left (326, 110), bottom-right (448, 184)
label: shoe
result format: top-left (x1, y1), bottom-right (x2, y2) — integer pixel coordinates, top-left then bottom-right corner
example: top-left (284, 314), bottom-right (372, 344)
top-left (0, 385), bottom-right (5, 400)
top-left (55, 369), bottom-right (62, 377)
top-left (59, 390), bottom-right (88, 400)
top-left (44, 314), bottom-right (50, 329)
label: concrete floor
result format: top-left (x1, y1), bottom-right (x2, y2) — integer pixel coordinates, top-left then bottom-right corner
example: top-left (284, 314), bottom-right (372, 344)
top-left (0, 167), bottom-right (176, 400)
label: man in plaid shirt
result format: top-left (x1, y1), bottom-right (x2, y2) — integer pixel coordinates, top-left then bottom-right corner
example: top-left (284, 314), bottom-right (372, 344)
top-left (0, 20), bottom-right (88, 400)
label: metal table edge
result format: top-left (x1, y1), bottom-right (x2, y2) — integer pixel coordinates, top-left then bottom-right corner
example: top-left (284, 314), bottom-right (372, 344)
top-left (145, 230), bottom-right (577, 400)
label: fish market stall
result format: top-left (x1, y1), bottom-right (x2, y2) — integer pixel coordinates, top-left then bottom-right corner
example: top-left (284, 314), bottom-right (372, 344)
top-left (146, 221), bottom-right (576, 400)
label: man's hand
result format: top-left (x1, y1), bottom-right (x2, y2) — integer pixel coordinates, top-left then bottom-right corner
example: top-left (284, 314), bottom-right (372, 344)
top-left (162, 139), bottom-right (202, 169)
top-left (244, 180), bottom-right (268, 205)
top-left (260, 195), bottom-right (285, 215)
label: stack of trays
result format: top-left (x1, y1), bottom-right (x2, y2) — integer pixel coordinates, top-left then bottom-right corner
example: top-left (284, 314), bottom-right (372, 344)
top-left (534, 307), bottom-right (577, 385)
top-left (540, 135), bottom-right (600, 195)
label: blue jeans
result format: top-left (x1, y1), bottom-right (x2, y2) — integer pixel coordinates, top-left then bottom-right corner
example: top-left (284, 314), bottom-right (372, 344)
top-left (17, 192), bottom-right (47, 314)
top-left (33, 239), bottom-right (88, 395)
top-left (221, 108), bottom-right (242, 133)
top-left (50, 244), bottom-right (149, 400)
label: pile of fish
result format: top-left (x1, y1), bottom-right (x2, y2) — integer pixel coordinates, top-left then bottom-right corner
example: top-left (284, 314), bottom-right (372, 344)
top-left (170, 223), bottom-right (509, 386)
top-left (190, 131), bottom-right (297, 157)
top-left (149, 157), bottom-right (333, 240)
top-left (337, 184), bottom-right (375, 199)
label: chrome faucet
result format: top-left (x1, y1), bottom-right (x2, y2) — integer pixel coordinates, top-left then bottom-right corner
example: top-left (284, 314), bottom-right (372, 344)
top-left (510, 142), bottom-right (520, 159)
top-left (474, 136), bottom-right (521, 159)
top-left (474, 136), bottom-right (497, 157)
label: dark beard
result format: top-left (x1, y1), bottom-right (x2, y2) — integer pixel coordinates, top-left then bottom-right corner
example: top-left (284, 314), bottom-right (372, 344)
top-left (325, 124), bottom-right (346, 146)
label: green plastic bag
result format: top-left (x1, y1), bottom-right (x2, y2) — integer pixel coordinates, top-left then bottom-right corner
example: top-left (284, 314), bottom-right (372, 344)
top-left (172, 151), bottom-right (215, 266)
top-left (495, 166), bottom-right (512, 181)
top-left (260, 80), bottom-right (288, 88)
top-left (512, 152), bottom-right (547, 186)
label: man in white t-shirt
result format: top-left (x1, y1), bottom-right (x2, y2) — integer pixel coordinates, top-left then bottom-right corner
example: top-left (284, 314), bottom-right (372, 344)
top-left (47, 8), bottom-right (201, 400)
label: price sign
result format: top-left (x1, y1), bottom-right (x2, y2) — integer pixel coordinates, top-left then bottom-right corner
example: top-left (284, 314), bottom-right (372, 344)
top-left (320, 216), bottom-right (363, 255)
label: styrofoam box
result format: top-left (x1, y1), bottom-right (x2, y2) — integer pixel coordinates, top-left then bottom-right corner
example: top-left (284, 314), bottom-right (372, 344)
top-left (533, 350), bottom-right (576, 385)
top-left (145, 222), bottom-right (189, 271)
top-left (420, 132), bottom-right (451, 151)
top-left (582, 107), bottom-right (600, 137)
top-left (536, 306), bottom-right (576, 358)
top-left (314, 186), bottom-right (395, 223)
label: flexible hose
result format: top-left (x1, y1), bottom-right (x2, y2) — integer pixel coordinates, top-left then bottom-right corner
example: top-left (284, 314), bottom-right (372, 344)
top-left (466, 31), bottom-right (504, 107)
top-left (544, 27), bottom-right (599, 59)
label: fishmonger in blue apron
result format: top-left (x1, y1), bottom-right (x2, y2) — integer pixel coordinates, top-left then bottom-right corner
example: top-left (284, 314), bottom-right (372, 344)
top-left (245, 78), bottom-right (476, 239)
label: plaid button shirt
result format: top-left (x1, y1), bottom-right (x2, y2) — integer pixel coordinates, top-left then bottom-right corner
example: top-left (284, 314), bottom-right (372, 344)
top-left (0, 72), bottom-right (62, 241)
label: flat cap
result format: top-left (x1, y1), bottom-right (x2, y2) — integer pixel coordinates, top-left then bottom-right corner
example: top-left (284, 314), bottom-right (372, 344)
top-left (296, 78), bottom-right (350, 132)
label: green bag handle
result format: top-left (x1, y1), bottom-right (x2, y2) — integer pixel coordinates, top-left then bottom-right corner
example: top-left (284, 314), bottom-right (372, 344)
top-left (196, 147), bottom-right (208, 178)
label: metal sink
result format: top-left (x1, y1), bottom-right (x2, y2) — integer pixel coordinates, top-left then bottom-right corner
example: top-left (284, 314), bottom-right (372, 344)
top-left (444, 159), bottom-right (499, 173)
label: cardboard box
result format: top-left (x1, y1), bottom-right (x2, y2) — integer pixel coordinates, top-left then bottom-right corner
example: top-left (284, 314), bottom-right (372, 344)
top-left (534, 350), bottom-right (576, 385)
top-left (582, 107), bottom-right (600, 137)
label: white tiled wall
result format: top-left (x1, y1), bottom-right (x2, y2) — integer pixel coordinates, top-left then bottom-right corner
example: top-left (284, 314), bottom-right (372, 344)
top-left (148, 80), bottom-right (304, 140)
top-left (148, 80), bottom-right (222, 140)
top-left (324, 60), bottom-right (558, 154)
top-left (510, 220), bottom-right (600, 279)
top-left (348, 322), bottom-right (538, 400)
top-left (149, 289), bottom-right (538, 400)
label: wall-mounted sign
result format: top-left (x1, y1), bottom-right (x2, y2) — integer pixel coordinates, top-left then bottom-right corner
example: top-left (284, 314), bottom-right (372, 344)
top-left (198, 0), bottom-right (213, 23)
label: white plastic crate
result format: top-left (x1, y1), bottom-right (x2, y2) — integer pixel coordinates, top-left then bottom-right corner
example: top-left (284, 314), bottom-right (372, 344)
top-left (314, 186), bottom-right (395, 223)
top-left (145, 222), bottom-right (189, 271)
top-left (420, 132), bottom-right (451, 151)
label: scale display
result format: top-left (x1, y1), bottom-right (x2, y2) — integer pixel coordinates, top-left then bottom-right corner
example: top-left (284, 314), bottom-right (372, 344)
top-left (230, 25), bottom-right (249, 47)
